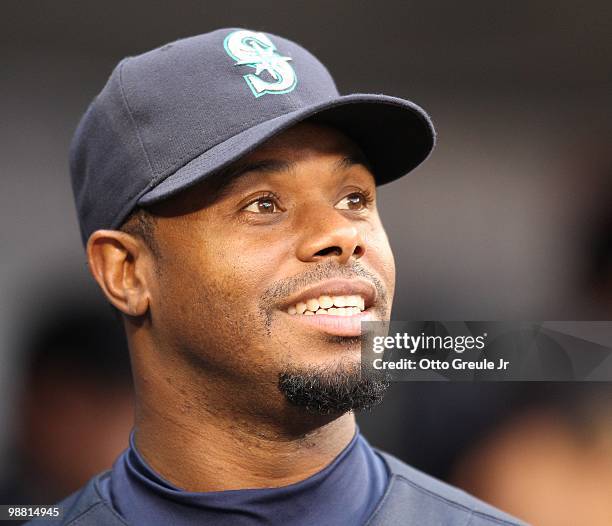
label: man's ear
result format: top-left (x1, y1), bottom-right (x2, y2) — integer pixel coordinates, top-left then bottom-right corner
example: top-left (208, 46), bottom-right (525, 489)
top-left (86, 230), bottom-right (152, 317)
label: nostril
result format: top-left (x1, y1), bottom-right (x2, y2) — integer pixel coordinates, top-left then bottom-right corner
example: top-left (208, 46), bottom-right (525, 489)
top-left (353, 245), bottom-right (364, 257)
top-left (315, 246), bottom-right (342, 257)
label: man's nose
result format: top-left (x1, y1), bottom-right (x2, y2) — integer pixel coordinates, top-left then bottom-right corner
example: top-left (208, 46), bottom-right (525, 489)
top-left (295, 205), bottom-right (366, 265)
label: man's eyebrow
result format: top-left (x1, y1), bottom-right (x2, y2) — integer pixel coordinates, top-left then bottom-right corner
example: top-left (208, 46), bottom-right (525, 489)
top-left (210, 159), bottom-right (293, 199)
top-left (332, 152), bottom-right (373, 174)
top-left (211, 153), bottom-right (373, 199)
top-left (221, 159), bottom-right (294, 182)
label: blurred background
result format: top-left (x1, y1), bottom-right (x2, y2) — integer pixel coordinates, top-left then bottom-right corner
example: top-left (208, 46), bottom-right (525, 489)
top-left (1, 1), bottom-right (611, 524)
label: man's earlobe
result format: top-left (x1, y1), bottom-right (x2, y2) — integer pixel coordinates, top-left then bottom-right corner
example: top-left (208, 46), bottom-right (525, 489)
top-left (86, 230), bottom-right (151, 317)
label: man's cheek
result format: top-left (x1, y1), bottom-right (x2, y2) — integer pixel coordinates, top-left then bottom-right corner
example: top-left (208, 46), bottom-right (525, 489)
top-left (382, 245), bottom-right (396, 294)
top-left (366, 225), bottom-right (396, 277)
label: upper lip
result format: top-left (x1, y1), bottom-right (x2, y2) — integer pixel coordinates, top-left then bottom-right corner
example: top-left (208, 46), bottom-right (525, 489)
top-left (280, 278), bottom-right (377, 310)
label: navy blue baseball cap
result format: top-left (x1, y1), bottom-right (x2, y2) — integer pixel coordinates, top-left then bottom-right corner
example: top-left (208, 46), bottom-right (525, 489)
top-left (70, 28), bottom-right (436, 244)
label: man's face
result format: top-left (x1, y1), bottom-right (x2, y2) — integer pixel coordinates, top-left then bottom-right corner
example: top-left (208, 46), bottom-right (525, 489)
top-left (145, 122), bottom-right (395, 416)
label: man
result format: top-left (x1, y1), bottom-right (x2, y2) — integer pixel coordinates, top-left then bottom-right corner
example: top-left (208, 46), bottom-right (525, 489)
top-left (29, 28), bottom-right (526, 525)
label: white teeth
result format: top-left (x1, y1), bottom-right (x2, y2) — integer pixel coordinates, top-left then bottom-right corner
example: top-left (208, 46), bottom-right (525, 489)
top-left (333, 296), bottom-right (346, 308)
top-left (345, 295), bottom-right (362, 308)
top-left (306, 298), bottom-right (320, 312)
top-left (319, 295), bottom-right (333, 309)
top-left (287, 294), bottom-right (366, 315)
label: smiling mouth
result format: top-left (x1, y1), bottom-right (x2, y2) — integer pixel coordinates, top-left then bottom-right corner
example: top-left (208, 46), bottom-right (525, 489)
top-left (280, 280), bottom-right (377, 337)
top-left (287, 294), bottom-right (365, 316)
top-left (283, 294), bottom-right (376, 337)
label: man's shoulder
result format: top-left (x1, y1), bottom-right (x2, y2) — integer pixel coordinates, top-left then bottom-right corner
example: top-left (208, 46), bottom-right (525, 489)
top-left (25, 451), bottom-right (528, 526)
top-left (24, 471), bottom-right (126, 526)
top-left (370, 449), bottom-right (528, 526)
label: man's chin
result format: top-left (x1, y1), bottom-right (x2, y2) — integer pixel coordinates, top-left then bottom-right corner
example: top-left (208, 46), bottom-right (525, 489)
top-left (278, 358), bottom-right (391, 416)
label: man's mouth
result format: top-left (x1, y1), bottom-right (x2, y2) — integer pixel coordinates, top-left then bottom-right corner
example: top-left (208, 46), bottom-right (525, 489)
top-left (286, 294), bottom-right (365, 316)
top-left (279, 279), bottom-right (377, 337)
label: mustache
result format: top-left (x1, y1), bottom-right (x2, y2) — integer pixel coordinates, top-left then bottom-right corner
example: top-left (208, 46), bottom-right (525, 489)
top-left (259, 260), bottom-right (388, 318)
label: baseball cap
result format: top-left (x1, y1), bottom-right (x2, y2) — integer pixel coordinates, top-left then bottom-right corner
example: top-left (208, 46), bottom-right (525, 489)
top-left (70, 28), bottom-right (435, 245)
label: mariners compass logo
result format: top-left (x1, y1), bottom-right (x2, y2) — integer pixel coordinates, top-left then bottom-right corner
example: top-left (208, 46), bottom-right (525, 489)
top-left (224, 30), bottom-right (297, 97)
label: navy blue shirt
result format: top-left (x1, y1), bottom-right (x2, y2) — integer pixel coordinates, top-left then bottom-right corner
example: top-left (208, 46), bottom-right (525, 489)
top-left (100, 428), bottom-right (389, 526)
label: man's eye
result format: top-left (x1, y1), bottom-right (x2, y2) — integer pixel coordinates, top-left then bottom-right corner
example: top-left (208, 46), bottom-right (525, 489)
top-left (243, 197), bottom-right (279, 214)
top-left (335, 192), bottom-right (369, 211)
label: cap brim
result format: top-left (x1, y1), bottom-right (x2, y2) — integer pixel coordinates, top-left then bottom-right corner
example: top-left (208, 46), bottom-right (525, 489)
top-left (137, 93), bottom-right (435, 206)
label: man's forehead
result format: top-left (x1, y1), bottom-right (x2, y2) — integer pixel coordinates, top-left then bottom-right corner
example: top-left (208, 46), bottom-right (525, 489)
top-left (225, 151), bottom-right (370, 181)
top-left (213, 152), bottom-right (373, 198)
top-left (213, 122), bottom-right (373, 188)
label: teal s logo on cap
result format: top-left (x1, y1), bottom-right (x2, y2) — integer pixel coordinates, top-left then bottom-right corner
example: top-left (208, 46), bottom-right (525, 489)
top-left (224, 30), bottom-right (297, 98)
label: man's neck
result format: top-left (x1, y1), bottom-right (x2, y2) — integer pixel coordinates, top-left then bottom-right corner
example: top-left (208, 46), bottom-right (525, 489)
top-left (133, 381), bottom-right (357, 492)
